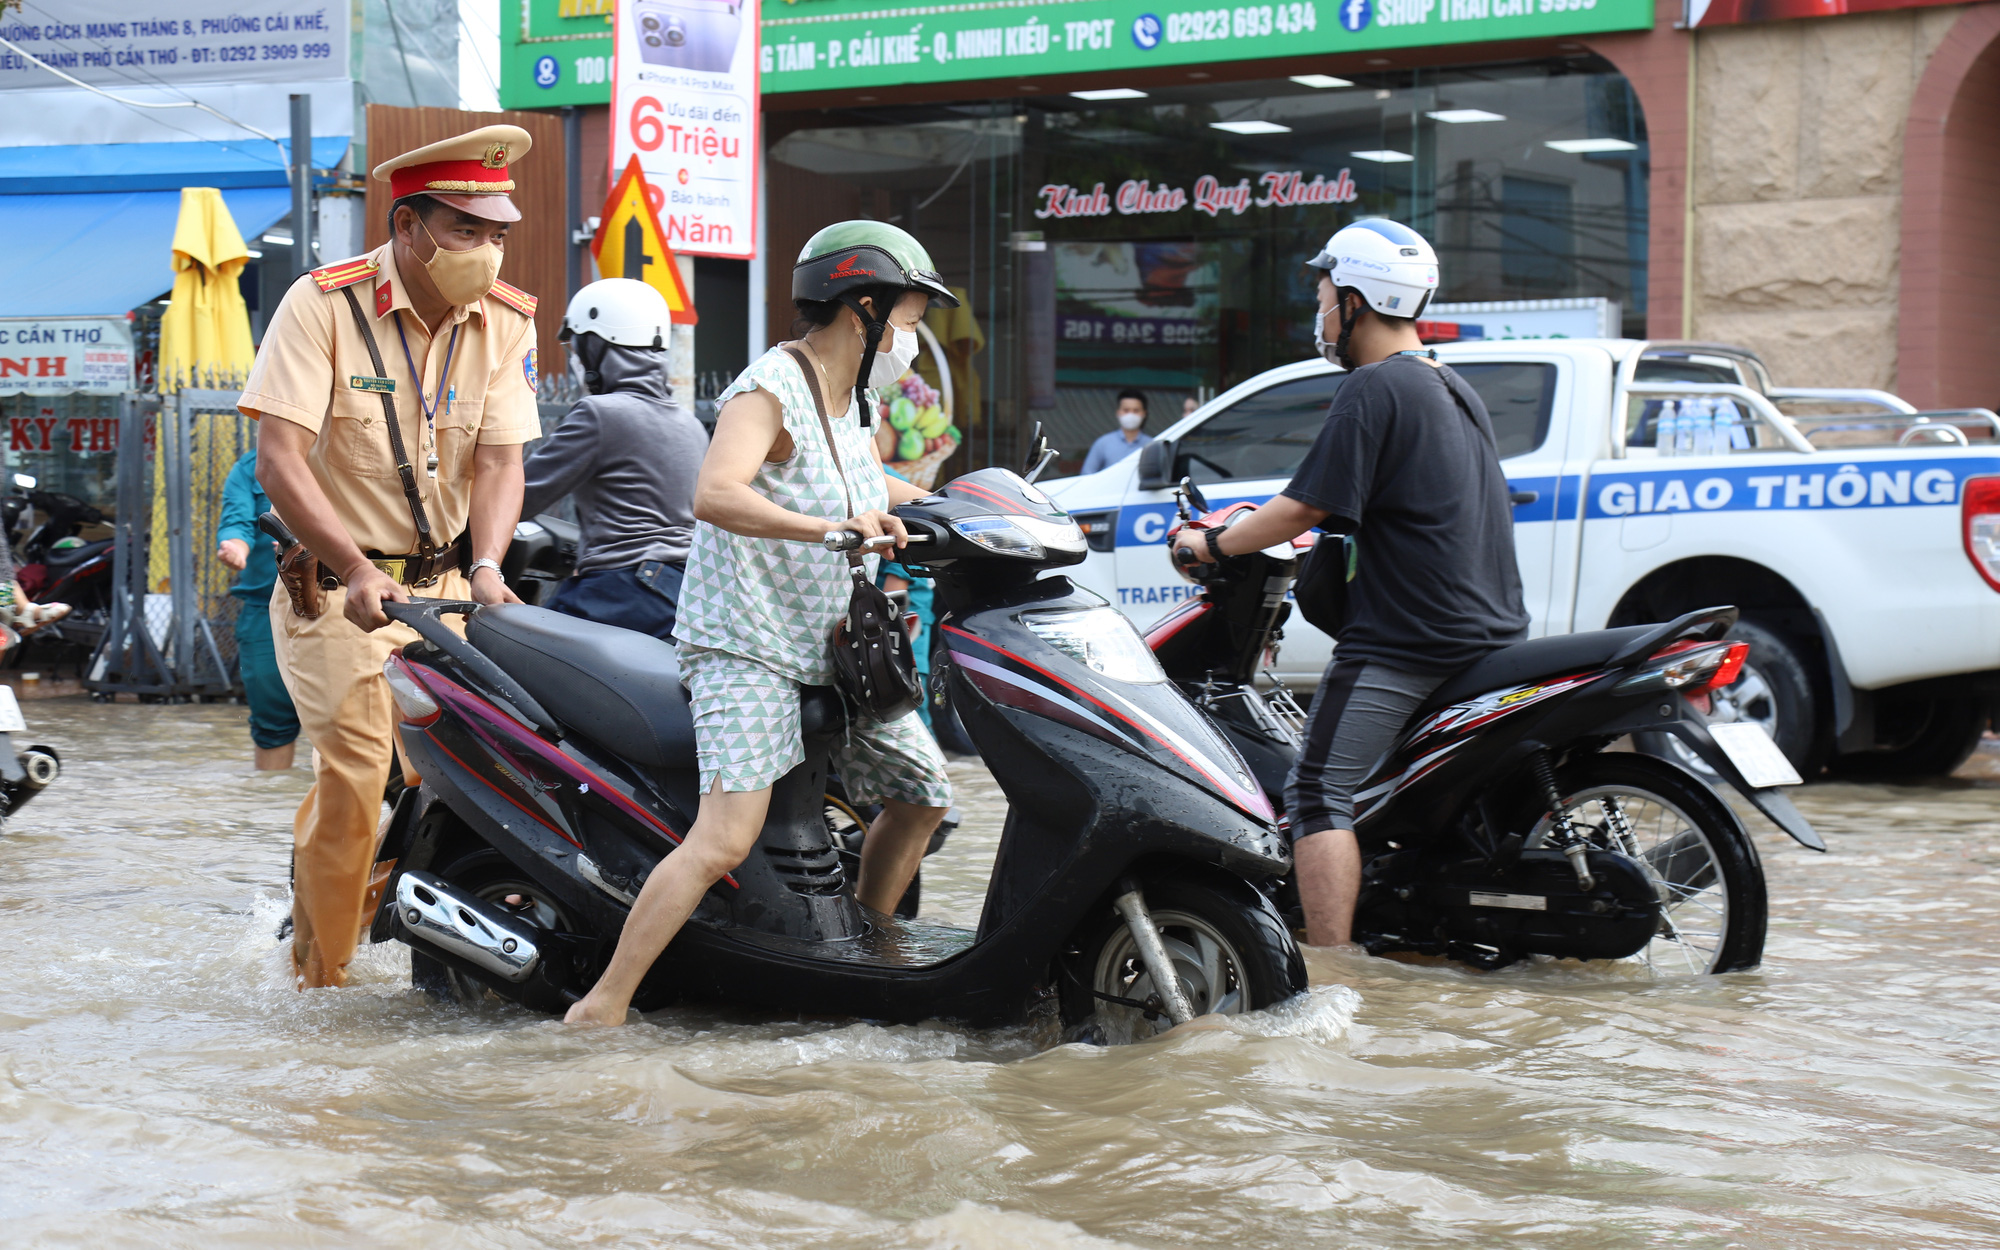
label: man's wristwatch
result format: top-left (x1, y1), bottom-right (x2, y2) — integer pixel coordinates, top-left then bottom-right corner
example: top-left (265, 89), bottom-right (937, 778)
top-left (1204, 527), bottom-right (1227, 561)
top-left (468, 557), bottom-right (505, 584)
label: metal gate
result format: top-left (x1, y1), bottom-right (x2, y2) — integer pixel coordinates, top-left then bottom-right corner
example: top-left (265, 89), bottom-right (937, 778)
top-left (88, 388), bottom-right (255, 698)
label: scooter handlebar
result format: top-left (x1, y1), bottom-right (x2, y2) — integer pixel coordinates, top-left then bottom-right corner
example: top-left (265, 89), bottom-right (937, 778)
top-left (822, 531), bottom-right (931, 553)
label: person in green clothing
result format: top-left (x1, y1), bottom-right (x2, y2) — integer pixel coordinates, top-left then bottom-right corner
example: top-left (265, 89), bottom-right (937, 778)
top-left (216, 446), bottom-right (301, 770)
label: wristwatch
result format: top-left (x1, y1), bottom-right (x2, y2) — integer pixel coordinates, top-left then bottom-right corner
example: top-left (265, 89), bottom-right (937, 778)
top-left (468, 557), bottom-right (505, 583)
top-left (1204, 527), bottom-right (1227, 561)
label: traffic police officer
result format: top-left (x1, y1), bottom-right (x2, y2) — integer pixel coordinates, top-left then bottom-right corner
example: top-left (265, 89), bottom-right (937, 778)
top-left (238, 125), bottom-right (540, 989)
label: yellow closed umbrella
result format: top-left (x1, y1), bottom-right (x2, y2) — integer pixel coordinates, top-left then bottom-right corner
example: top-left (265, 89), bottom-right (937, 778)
top-left (152, 188), bottom-right (258, 606)
top-left (158, 187), bottom-right (254, 390)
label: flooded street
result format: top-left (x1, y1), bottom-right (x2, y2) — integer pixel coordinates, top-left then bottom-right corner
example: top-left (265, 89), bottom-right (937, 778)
top-left (5, 700), bottom-right (2000, 1247)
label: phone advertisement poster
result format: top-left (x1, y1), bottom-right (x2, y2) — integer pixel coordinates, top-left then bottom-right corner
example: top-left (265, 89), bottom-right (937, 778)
top-left (610, 0), bottom-right (760, 259)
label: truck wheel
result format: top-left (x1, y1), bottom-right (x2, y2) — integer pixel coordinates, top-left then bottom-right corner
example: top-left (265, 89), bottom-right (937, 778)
top-left (1833, 697), bottom-right (1989, 781)
top-left (1638, 619), bottom-right (1822, 777)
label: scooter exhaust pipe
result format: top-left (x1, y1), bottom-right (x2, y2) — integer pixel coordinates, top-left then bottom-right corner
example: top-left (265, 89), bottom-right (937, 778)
top-left (395, 870), bottom-right (542, 983)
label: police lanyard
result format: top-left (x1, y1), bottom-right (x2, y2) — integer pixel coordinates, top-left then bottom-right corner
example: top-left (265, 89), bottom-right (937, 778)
top-left (393, 314), bottom-right (460, 478)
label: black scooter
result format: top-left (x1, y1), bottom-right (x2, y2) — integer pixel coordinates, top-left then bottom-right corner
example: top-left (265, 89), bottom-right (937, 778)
top-left (1155, 483), bottom-right (1823, 974)
top-left (368, 463), bottom-right (1305, 1038)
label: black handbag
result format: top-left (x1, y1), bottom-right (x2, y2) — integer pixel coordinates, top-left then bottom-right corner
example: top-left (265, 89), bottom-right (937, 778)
top-left (783, 346), bottom-right (922, 721)
top-left (1292, 531), bottom-right (1356, 637)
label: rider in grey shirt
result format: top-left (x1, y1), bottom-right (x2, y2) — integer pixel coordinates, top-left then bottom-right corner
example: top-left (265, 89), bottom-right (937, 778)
top-left (523, 279), bottom-right (707, 640)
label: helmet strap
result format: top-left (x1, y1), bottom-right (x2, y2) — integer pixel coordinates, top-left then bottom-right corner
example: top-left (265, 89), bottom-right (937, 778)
top-left (838, 293), bottom-right (885, 426)
top-left (1334, 289), bottom-right (1363, 372)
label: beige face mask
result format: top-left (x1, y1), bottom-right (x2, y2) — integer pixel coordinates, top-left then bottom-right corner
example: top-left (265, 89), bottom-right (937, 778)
top-left (418, 220), bottom-right (504, 306)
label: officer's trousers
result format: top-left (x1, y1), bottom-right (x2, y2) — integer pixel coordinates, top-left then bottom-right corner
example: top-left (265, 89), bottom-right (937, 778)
top-left (271, 571), bottom-right (469, 989)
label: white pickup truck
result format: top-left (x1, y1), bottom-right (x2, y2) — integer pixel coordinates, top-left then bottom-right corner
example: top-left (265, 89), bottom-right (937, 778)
top-left (1040, 339), bottom-right (2000, 780)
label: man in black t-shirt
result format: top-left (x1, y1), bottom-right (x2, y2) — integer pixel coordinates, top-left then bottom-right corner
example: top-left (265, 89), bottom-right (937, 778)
top-left (1175, 219), bottom-right (1527, 948)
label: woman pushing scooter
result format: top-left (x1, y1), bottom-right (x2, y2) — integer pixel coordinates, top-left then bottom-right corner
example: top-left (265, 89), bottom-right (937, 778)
top-left (563, 222), bottom-right (958, 1027)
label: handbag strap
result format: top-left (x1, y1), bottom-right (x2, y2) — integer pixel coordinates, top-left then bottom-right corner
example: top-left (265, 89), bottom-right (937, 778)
top-left (341, 286), bottom-right (438, 557)
top-left (781, 344), bottom-right (867, 575)
top-left (1429, 359), bottom-right (1499, 455)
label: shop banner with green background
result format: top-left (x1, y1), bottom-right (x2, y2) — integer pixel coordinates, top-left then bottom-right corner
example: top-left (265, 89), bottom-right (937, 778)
top-left (503, 0), bottom-right (1650, 106)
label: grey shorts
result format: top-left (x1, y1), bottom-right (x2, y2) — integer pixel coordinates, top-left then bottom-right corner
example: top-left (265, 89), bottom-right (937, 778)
top-left (1284, 657), bottom-right (1446, 841)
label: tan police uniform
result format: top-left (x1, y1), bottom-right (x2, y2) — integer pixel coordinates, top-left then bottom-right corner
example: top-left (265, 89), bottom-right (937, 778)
top-left (236, 125), bottom-right (540, 989)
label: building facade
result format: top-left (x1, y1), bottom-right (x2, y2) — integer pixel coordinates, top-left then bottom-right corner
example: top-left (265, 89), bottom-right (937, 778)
top-left (504, 0), bottom-right (2000, 471)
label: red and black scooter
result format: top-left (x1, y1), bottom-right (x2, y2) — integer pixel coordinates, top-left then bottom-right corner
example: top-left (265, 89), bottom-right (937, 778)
top-left (1155, 480), bottom-right (1823, 974)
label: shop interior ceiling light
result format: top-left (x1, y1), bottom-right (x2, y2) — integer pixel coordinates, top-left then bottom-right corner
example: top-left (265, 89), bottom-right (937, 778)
top-left (1427, 108), bottom-right (1506, 123)
top-left (1545, 137), bottom-right (1638, 153)
top-left (1351, 149), bottom-right (1415, 163)
top-left (1072, 87), bottom-right (1148, 100)
top-left (1211, 120), bottom-right (1292, 135)
top-left (1290, 74), bottom-right (1354, 88)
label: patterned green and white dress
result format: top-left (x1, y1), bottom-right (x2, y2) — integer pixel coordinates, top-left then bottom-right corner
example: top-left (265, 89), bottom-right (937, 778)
top-left (673, 346), bottom-right (951, 805)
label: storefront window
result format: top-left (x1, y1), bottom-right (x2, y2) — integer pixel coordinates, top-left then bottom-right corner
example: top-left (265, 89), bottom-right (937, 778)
top-left (765, 54), bottom-right (1647, 477)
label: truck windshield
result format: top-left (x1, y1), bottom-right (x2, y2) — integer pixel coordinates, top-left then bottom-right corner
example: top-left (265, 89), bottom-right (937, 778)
top-left (1179, 373), bottom-right (1345, 484)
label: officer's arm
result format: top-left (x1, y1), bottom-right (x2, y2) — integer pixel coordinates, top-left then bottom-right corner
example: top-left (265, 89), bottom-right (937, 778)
top-left (255, 415), bottom-right (378, 590)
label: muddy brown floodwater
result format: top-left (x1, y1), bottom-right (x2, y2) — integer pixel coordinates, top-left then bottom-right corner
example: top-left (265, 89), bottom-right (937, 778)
top-left (5, 701), bottom-right (2000, 1247)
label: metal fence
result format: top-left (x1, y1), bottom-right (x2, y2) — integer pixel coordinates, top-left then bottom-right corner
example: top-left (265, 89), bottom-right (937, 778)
top-left (88, 387), bottom-right (254, 699)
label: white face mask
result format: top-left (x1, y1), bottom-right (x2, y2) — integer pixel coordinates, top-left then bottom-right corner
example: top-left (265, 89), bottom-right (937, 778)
top-left (868, 325), bottom-right (920, 388)
top-left (1312, 303), bottom-right (1338, 365)
top-left (1117, 410), bottom-right (1145, 432)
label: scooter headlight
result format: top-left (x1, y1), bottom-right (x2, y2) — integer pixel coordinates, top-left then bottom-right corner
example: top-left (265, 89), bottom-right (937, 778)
top-left (384, 654), bottom-right (441, 726)
top-left (1023, 607), bottom-right (1165, 685)
top-left (952, 514), bottom-right (1088, 559)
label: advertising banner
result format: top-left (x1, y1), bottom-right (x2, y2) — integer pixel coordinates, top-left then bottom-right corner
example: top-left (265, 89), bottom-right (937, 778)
top-left (1685, 0), bottom-right (1960, 26)
top-left (502, 0), bottom-right (615, 109)
top-left (0, 2), bottom-right (348, 91)
top-left (759, 0), bottom-right (1652, 94)
top-left (0, 318), bottom-right (134, 396)
top-left (610, 0), bottom-right (761, 258)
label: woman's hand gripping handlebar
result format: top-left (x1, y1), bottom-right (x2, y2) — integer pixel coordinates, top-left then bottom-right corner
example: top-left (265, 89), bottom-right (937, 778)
top-left (823, 530), bottom-right (933, 553)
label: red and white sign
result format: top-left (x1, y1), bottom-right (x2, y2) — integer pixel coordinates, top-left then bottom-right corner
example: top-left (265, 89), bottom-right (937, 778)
top-left (0, 317), bottom-right (133, 396)
top-left (1036, 168), bottom-right (1358, 221)
top-left (1687, 0), bottom-right (1961, 25)
top-left (610, 0), bottom-right (761, 259)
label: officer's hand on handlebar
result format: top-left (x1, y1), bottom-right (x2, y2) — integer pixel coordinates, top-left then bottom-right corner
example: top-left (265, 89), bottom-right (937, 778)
top-left (829, 509), bottom-right (909, 552)
top-left (343, 563), bottom-right (409, 632)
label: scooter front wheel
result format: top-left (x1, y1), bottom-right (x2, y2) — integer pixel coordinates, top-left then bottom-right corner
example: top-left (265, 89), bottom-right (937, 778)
top-left (1058, 873), bottom-right (1306, 1044)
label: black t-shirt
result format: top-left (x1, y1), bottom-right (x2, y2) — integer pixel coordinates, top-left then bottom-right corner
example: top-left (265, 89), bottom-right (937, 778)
top-left (1281, 354), bottom-right (1528, 673)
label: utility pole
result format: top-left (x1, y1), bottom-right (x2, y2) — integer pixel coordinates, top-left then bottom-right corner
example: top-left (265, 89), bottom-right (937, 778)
top-left (288, 94), bottom-right (313, 279)
top-left (563, 105), bottom-right (583, 300)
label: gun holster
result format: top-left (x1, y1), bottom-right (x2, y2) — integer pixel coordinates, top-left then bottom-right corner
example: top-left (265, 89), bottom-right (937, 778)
top-left (277, 542), bottom-right (326, 618)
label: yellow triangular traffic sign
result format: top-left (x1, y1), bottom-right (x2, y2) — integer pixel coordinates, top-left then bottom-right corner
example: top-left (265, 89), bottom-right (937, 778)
top-left (592, 157), bottom-right (697, 324)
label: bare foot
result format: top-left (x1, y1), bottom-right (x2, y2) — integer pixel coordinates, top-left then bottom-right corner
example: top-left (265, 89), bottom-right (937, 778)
top-left (564, 991), bottom-right (631, 1026)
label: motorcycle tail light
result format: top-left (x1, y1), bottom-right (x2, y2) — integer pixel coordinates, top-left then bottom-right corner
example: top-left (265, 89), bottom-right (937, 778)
top-left (384, 654), bottom-right (441, 726)
top-left (1695, 641), bottom-right (1751, 693)
top-left (1962, 475), bottom-right (2000, 592)
top-left (1615, 640), bottom-right (1734, 695)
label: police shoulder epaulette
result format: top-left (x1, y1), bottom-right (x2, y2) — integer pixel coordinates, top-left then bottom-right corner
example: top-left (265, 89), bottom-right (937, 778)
top-left (488, 279), bottom-right (537, 317)
top-left (309, 257), bottom-right (379, 293)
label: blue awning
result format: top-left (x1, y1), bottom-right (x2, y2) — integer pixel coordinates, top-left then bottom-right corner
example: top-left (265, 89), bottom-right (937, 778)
top-left (0, 138), bottom-right (351, 194)
top-left (0, 187), bottom-right (296, 317)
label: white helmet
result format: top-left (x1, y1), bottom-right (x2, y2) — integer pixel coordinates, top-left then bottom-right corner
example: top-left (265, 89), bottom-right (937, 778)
top-left (560, 278), bottom-right (671, 350)
top-left (1307, 219), bottom-right (1439, 319)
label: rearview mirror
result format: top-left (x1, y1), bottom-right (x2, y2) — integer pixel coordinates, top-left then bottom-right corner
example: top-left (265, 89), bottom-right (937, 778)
top-left (1022, 421), bottom-right (1056, 483)
top-left (1136, 438), bottom-right (1176, 491)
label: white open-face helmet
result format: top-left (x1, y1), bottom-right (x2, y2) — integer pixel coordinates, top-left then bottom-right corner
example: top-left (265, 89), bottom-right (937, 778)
top-left (1307, 219), bottom-right (1440, 319)
top-left (560, 278), bottom-right (671, 349)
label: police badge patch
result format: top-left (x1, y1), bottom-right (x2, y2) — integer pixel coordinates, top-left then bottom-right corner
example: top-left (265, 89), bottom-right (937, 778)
top-left (523, 348), bottom-right (538, 391)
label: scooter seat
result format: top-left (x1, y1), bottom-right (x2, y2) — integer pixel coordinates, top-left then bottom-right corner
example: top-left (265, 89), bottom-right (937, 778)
top-left (467, 605), bottom-right (695, 771)
top-left (1416, 624), bottom-right (1656, 715)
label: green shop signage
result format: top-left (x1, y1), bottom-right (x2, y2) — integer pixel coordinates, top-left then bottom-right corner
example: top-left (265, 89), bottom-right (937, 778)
top-left (502, 0), bottom-right (1651, 106)
top-left (501, 0), bottom-right (614, 110)
top-left (760, 0), bottom-right (1651, 92)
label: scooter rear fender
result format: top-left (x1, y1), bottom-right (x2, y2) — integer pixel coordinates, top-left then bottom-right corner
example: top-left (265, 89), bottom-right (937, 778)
top-left (1589, 703), bottom-right (1825, 851)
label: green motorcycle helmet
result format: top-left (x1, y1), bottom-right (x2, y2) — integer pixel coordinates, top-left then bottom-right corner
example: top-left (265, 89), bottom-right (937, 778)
top-left (793, 220), bottom-right (960, 310)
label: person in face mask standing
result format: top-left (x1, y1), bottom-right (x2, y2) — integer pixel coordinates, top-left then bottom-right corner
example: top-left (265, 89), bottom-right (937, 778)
top-left (1080, 389), bottom-right (1152, 475)
top-left (1172, 218), bottom-right (1528, 951)
top-left (239, 125), bottom-right (538, 990)
top-left (520, 278), bottom-right (707, 639)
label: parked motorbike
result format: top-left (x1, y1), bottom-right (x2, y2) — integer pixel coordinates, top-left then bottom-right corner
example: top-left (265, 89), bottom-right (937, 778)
top-left (1155, 482), bottom-right (1823, 974)
top-left (499, 512), bottom-right (581, 607)
top-left (0, 680), bottom-right (61, 831)
top-left (367, 463), bottom-right (1305, 1039)
top-left (4, 475), bottom-right (112, 659)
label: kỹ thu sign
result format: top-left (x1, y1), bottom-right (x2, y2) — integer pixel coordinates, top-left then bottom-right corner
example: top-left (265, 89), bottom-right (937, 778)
top-left (0, 318), bottom-right (133, 396)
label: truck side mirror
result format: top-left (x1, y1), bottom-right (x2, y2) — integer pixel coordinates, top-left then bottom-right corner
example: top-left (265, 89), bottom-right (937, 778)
top-left (1136, 438), bottom-right (1177, 491)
